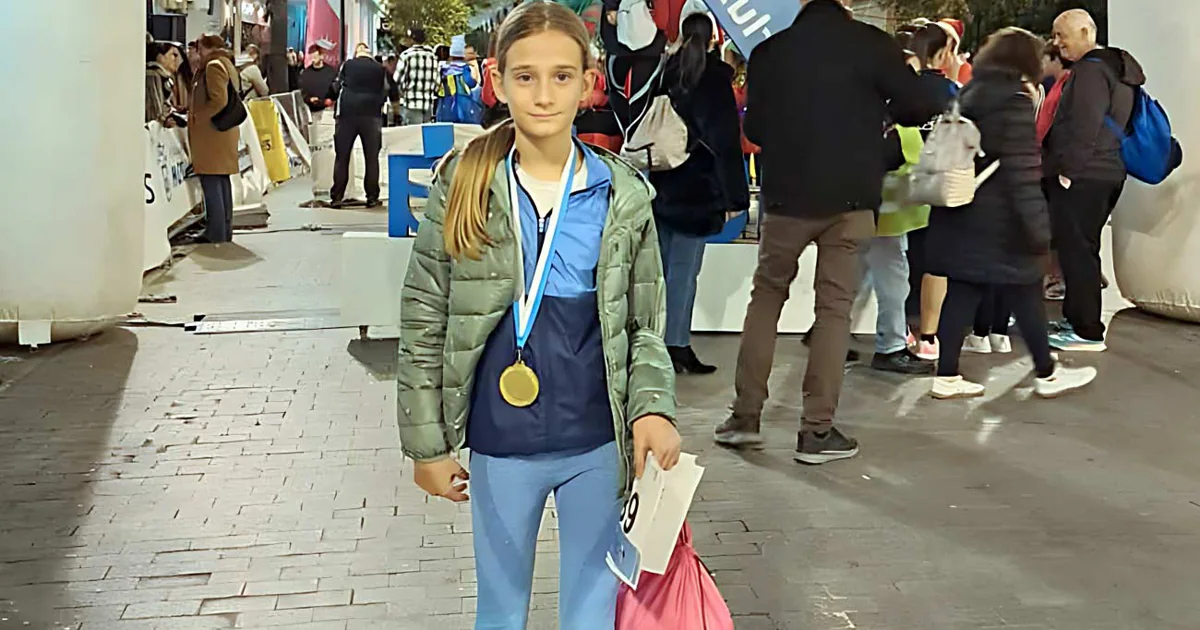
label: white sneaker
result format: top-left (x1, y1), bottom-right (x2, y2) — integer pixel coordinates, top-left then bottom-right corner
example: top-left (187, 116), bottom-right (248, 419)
top-left (915, 338), bottom-right (940, 361)
top-left (1035, 365), bottom-right (1098, 398)
top-left (931, 375), bottom-right (986, 400)
top-left (988, 334), bottom-right (1013, 354)
top-left (963, 334), bottom-right (992, 354)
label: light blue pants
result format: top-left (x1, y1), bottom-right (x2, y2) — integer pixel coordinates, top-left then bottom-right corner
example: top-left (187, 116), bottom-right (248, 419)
top-left (856, 235), bottom-right (911, 355)
top-left (657, 219), bottom-right (707, 347)
top-left (471, 442), bottom-right (622, 630)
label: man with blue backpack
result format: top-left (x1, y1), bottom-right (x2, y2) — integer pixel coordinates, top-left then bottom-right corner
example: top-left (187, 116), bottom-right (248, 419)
top-left (1044, 9), bottom-right (1181, 352)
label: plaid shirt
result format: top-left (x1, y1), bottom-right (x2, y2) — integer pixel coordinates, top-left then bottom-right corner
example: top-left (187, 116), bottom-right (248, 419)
top-left (395, 45), bottom-right (439, 112)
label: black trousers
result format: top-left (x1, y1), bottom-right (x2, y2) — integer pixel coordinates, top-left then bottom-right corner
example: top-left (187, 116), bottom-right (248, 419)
top-left (937, 280), bottom-right (1054, 378)
top-left (331, 115), bottom-right (383, 203)
top-left (1047, 179), bottom-right (1124, 340)
top-left (200, 174), bottom-right (234, 243)
top-left (973, 286), bottom-right (1011, 337)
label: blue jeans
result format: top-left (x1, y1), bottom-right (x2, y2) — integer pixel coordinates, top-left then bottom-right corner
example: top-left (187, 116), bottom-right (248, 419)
top-left (856, 235), bottom-right (910, 355)
top-left (656, 219), bottom-right (707, 347)
top-left (471, 442), bottom-right (621, 630)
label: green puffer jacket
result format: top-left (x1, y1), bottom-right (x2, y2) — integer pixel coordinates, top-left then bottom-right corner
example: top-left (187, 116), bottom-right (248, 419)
top-left (396, 147), bottom-right (676, 492)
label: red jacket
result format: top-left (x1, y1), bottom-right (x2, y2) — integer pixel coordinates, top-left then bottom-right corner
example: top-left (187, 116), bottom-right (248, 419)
top-left (1036, 71), bottom-right (1071, 146)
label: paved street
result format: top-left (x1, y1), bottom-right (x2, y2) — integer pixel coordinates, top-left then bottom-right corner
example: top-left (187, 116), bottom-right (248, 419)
top-left (2, 180), bottom-right (1200, 630)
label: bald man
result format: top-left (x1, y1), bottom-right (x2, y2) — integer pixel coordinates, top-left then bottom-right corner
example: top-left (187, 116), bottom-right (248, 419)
top-left (1043, 9), bottom-right (1144, 352)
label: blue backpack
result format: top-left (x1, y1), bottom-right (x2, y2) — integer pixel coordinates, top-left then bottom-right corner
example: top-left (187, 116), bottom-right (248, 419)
top-left (1107, 85), bottom-right (1182, 185)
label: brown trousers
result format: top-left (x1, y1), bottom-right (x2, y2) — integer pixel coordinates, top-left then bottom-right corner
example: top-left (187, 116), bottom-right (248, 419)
top-left (732, 210), bottom-right (876, 433)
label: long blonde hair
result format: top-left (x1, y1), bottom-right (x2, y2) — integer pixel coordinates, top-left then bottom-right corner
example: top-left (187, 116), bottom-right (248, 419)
top-left (442, 1), bottom-right (592, 260)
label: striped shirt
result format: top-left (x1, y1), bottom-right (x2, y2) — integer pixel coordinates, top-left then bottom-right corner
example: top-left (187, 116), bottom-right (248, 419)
top-left (394, 45), bottom-right (439, 113)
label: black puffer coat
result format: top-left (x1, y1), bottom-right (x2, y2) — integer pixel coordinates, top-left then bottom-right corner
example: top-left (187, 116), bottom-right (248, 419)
top-left (926, 68), bottom-right (1051, 286)
top-left (649, 53), bottom-right (750, 237)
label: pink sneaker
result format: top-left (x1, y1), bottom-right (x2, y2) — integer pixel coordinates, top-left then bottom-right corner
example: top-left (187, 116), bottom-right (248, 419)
top-left (915, 338), bottom-right (940, 361)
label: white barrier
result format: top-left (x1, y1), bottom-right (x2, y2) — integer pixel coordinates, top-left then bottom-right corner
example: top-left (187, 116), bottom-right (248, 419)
top-left (144, 122), bottom-right (203, 271)
top-left (310, 109), bottom-right (336, 200)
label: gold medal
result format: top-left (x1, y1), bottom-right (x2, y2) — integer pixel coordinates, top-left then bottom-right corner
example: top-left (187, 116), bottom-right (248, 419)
top-left (499, 360), bottom-right (540, 407)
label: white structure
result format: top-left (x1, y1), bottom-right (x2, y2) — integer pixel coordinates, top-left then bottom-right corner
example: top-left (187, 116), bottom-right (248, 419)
top-left (0, 2), bottom-right (146, 346)
top-left (1109, 0), bottom-right (1200, 322)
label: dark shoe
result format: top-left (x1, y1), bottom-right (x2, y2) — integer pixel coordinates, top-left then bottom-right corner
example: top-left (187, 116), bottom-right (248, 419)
top-left (871, 349), bottom-right (934, 375)
top-left (713, 416), bottom-right (765, 449)
top-left (669, 346), bottom-right (717, 375)
top-left (794, 427), bottom-right (859, 465)
top-left (330, 199), bottom-right (345, 209)
top-left (801, 330), bottom-right (860, 363)
top-left (365, 199), bottom-right (382, 209)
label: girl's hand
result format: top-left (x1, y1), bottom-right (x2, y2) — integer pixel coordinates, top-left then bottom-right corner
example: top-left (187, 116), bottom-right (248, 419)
top-left (632, 415), bottom-right (681, 478)
top-left (413, 458), bottom-right (470, 502)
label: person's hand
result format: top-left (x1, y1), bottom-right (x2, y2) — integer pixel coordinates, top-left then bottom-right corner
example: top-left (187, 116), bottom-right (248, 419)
top-left (632, 414), bottom-right (681, 478)
top-left (308, 96), bottom-right (319, 104)
top-left (606, 10), bottom-right (618, 26)
top-left (413, 457), bottom-right (470, 502)
top-left (1059, 175), bottom-right (1072, 189)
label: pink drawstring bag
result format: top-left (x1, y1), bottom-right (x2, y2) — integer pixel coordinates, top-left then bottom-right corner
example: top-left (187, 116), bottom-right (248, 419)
top-left (615, 522), bottom-right (735, 630)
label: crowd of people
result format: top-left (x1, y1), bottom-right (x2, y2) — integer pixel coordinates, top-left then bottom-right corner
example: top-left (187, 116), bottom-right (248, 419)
top-left (712, 4), bottom-right (1139, 463)
top-left (388, 0), bottom-right (1153, 626)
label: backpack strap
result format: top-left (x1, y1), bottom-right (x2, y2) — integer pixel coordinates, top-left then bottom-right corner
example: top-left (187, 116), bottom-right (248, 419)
top-left (609, 54), bottom-right (666, 139)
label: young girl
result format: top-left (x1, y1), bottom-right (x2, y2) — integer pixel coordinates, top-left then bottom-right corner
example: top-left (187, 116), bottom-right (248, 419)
top-left (908, 22), bottom-right (961, 362)
top-left (396, 3), bottom-right (682, 628)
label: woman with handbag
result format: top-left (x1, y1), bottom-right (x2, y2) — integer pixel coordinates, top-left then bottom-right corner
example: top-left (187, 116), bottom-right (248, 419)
top-left (188, 35), bottom-right (243, 244)
top-left (925, 28), bottom-right (1096, 400)
top-left (649, 14), bottom-right (749, 375)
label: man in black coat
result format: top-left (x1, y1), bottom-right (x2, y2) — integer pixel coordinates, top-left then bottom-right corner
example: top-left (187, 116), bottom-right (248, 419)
top-left (331, 43), bottom-right (395, 208)
top-left (715, 0), bottom-right (940, 465)
top-left (1045, 9), bottom-right (1143, 351)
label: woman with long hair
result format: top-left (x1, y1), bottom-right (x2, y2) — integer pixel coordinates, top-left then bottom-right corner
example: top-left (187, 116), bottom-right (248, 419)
top-left (396, 3), bottom-right (681, 626)
top-left (650, 13), bottom-right (750, 374)
top-left (926, 28), bottom-right (1096, 400)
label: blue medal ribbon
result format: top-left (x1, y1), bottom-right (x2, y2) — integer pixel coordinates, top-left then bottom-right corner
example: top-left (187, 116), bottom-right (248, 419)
top-left (505, 143), bottom-right (579, 357)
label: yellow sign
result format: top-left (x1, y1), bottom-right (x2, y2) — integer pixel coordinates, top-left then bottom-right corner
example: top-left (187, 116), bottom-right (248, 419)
top-left (248, 99), bottom-right (290, 183)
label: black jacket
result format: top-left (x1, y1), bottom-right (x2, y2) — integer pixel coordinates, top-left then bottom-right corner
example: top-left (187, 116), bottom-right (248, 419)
top-left (650, 53), bottom-right (750, 236)
top-left (1045, 47), bottom-right (1145, 183)
top-left (927, 69), bottom-right (1051, 286)
top-left (745, 0), bottom-right (940, 217)
top-left (335, 56), bottom-right (390, 118)
top-left (299, 64), bottom-right (337, 112)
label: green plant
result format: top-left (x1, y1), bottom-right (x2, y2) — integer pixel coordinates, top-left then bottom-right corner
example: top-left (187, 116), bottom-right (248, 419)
top-left (388, 0), bottom-right (471, 46)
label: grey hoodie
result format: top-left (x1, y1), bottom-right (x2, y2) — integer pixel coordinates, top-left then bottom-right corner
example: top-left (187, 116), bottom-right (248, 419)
top-left (1045, 47), bottom-right (1146, 183)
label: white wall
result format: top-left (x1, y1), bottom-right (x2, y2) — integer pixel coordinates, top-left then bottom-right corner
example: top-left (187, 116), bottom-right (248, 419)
top-left (0, 2), bottom-right (146, 344)
top-left (1108, 0), bottom-right (1200, 322)
top-left (187, 0), bottom-right (229, 40)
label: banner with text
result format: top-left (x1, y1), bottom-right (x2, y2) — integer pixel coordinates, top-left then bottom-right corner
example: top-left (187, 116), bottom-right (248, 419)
top-left (704, 0), bottom-right (797, 55)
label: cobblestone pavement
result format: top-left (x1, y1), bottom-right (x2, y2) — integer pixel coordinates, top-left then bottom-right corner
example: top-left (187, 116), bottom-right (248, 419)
top-left (3, 181), bottom-right (1200, 630)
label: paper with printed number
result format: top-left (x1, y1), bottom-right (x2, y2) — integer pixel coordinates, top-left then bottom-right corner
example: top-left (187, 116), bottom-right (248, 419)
top-left (605, 452), bottom-right (704, 588)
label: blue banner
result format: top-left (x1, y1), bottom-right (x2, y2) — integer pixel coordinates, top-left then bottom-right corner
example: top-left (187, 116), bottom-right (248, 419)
top-left (704, 0), bottom-right (799, 56)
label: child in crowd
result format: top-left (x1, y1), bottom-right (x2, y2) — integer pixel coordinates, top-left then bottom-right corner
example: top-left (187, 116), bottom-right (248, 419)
top-left (907, 22), bottom-right (962, 361)
top-left (396, 3), bottom-right (682, 628)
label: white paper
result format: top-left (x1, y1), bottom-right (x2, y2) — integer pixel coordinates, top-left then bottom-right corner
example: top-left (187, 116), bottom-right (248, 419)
top-left (607, 452), bottom-right (705, 584)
